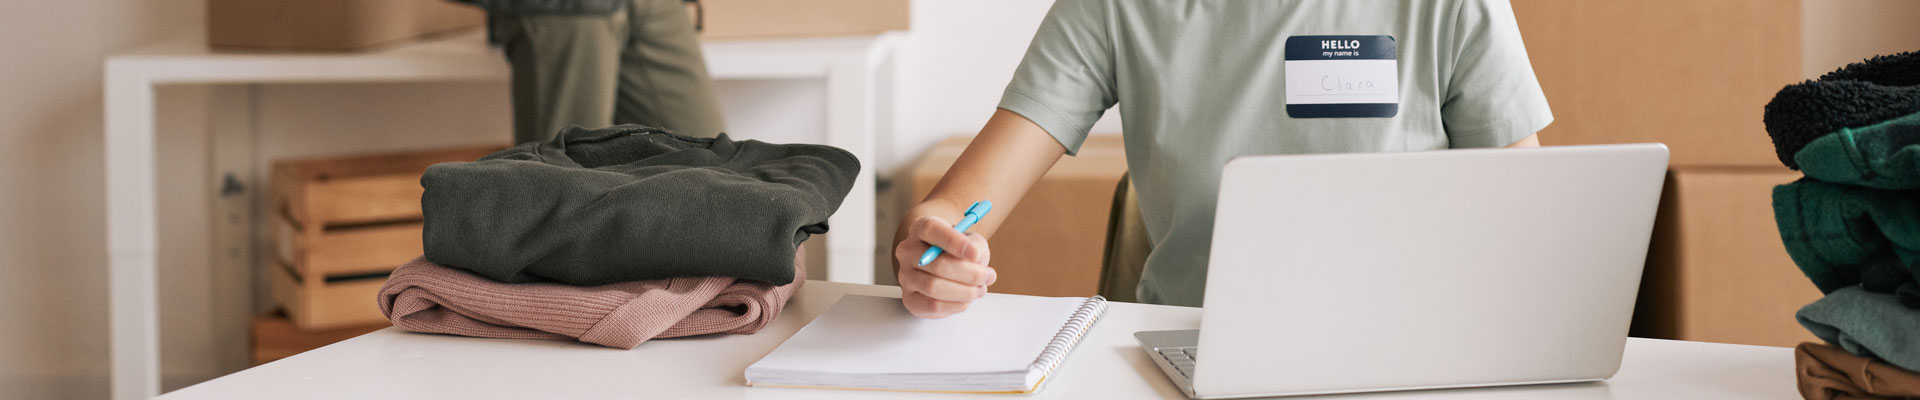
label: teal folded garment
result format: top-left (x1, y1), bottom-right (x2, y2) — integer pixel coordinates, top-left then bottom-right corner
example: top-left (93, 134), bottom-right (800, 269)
top-left (1795, 111), bottom-right (1920, 189)
top-left (1799, 287), bottom-right (1920, 373)
top-left (1772, 180), bottom-right (1920, 295)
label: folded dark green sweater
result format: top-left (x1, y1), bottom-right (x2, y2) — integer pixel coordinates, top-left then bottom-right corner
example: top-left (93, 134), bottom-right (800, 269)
top-left (1796, 111), bottom-right (1920, 189)
top-left (420, 125), bottom-right (859, 286)
top-left (1773, 179), bottom-right (1920, 296)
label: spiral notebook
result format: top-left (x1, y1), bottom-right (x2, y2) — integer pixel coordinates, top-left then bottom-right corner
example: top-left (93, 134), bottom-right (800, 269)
top-left (745, 294), bottom-right (1108, 393)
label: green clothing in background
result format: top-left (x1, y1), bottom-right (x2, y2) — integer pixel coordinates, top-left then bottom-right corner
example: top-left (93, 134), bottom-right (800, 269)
top-left (491, 0), bottom-right (727, 144)
top-left (1774, 110), bottom-right (1920, 304)
top-left (420, 126), bottom-right (860, 286)
top-left (1773, 180), bottom-right (1920, 295)
top-left (997, 0), bottom-right (1552, 306)
top-left (1795, 111), bottom-right (1920, 190)
top-left (1798, 287), bottom-right (1920, 373)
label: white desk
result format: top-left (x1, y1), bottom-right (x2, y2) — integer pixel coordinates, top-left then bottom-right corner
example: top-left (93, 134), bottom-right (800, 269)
top-left (104, 32), bottom-right (897, 400)
top-left (159, 281), bottom-right (1799, 399)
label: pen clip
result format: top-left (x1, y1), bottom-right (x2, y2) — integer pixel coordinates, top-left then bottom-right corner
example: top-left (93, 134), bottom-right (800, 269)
top-left (964, 200), bottom-right (994, 218)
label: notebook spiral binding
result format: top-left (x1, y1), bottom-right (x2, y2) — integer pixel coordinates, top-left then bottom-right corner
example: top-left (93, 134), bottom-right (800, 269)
top-left (1028, 295), bottom-right (1109, 379)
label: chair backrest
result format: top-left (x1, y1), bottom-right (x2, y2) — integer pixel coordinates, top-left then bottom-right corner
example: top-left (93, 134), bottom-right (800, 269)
top-left (1098, 171), bottom-right (1152, 303)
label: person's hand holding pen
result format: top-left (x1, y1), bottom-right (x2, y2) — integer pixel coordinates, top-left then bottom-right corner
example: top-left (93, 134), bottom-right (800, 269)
top-left (893, 200), bottom-right (998, 319)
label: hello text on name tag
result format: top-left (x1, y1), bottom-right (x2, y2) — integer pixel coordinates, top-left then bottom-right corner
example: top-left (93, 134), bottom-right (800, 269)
top-left (1284, 35), bottom-right (1399, 118)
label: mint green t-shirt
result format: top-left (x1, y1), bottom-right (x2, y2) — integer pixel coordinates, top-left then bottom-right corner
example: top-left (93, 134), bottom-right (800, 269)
top-left (998, 0), bottom-right (1553, 306)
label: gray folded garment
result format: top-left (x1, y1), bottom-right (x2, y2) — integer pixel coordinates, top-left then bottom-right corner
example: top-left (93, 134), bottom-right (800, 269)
top-left (420, 125), bottom-right (859, 286)
top-left (1798, 286), bottom-right (1920, 373)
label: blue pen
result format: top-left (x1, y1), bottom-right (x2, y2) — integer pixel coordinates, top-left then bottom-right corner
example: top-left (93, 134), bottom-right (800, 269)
top-left (918, 200), bottom-right (994, 267)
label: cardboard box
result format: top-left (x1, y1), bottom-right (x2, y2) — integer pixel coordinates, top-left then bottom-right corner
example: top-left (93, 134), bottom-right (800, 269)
top-left (1631, 167), bottom-right (1822, 347)
top-left (909, 135), bottom-right (1128, 297)
top-left (208, 0), bottom-right (485, 51)
top-left (691, 0), bottom-right (908, 40)
top-left (1511, 0), bottom-right (1801, 167)
top-left (1801, 0), bottom-right (1920, 79)
top-left (251, 310), bottom-right (386, 365)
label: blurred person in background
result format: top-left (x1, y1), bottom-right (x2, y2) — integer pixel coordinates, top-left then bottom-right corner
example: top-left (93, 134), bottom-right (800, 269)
top-left (453, 0), bottom-right (728, 143)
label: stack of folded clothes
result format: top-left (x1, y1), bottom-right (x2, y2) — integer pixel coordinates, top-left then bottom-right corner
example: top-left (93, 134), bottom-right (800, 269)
top-left (378, 125), bottom-right (860, 349)
top-left (1765, 51), bottom-right (1920, 400)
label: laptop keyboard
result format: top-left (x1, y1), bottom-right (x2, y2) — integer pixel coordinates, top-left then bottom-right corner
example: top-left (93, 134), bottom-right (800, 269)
top-left (1156, 347), bottom-right (1199, 378)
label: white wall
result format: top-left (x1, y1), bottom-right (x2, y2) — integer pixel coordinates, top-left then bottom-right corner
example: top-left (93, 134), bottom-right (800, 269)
top-left (0, 0), bottom-right (207, 397)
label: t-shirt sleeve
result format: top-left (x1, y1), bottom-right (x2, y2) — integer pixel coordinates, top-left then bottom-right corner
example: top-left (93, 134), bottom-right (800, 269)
top-left (1441, 0), bottom-right (1554, 148)
top-left (996, 0), bottom-right (1119, 156)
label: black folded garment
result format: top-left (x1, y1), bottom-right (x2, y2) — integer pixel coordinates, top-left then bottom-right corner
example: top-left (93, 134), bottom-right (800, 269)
top-left (420, 125), bottom-right (859, 286)
top-left (1763, 51), bottom-right (1920, 170)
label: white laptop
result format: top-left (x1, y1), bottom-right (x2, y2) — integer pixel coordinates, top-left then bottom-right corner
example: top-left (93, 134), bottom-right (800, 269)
top-left (1135, 144), bottom-right (1669, 398)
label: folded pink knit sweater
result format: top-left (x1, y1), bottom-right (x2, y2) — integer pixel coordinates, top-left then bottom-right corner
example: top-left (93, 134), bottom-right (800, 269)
top-left (377, 250), bottom-right (804, 349)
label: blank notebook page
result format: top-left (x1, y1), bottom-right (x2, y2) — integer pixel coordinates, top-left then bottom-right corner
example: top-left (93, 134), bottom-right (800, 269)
top-left (748, 294), bottom-right (1088, 376)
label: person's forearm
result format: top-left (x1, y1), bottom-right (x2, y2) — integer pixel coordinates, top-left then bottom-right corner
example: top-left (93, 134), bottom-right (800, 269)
top-left (923, 109), bottom-right (1067, 237)
top-left (893, 109), bottom-right (1066, 268)
top-left (1505, 133), bottom-right (1540, 148)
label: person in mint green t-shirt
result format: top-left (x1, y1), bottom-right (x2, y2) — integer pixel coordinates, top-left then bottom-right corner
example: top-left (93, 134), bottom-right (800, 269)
top-left (892, 0), bottom-right (1553, 317)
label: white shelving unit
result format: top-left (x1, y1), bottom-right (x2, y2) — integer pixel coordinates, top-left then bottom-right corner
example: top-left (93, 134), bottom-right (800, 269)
top-left (104, 31), bottom-right (897, 400)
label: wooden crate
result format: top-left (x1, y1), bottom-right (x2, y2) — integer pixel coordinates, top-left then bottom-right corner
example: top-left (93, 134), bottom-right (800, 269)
top-left (267, 144), bottom-right (504, 329)
top-left (270, 145), bottom-right (505, 229)
top-left (270, 258), bottom-right (391, 330)
top-left (251, 310), bottom-right (386, 365)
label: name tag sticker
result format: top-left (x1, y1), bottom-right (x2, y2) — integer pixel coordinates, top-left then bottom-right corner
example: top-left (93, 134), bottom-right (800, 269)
top-left (1284, 35), bottom-right (1399, 118)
